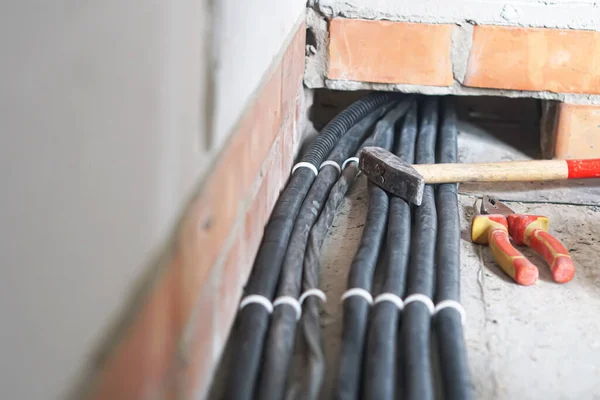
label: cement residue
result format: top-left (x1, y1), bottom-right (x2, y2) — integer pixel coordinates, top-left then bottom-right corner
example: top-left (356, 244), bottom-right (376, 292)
top-left (321, 78), bottom-right (600, 105)
top-left (451, 23), bottom-right (473, 84)
top-left (304, 8), bottom-right (329, 89)
top-left (311, 0), bottom-right (600, 31)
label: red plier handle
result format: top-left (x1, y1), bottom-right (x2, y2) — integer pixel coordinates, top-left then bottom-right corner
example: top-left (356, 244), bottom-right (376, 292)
top-left (472, 215), bottom-right (539, 285)
top-left (507, 215), bottom-right (575, 283)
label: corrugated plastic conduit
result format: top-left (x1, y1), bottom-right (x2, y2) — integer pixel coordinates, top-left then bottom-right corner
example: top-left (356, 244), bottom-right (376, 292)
top-left (223, 92), bottom-right (398, 400)
top-left (219, 93), bottom-right (472, 400)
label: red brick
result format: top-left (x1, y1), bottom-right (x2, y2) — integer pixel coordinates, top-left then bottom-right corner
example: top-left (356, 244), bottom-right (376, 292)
top-left (89, 267), bottom-right (179, 400)
top-left (181, 277), bottom-right (217, 400)
top-left (328, 18), bottom-right (454, 86)
top-left (465, 25), bottom-right (600, 94)
top-left (176, 60), bottom-right (283, 330)
top-left (216, 234), bottom-right (244, 341)
top-left (282, 22), bottom-right (306, 115)
top-left (248, 63), bottom-right (284, 174)
top-left (553, 103), bottom-right (600, 159)
top-left (244, 170), bottom-right (269, 269)
top-left (281, 116), bottom-right (295, 181)
top-left (267, 134), bottom-right (284, 205)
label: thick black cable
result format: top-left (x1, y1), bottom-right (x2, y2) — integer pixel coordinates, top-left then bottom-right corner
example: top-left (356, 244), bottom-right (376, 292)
top-left (363, 101), bottom-right (418, 400)
top-left (435, 97), bottom-right (473, 400)
top-left (255, 100), bottom-right (403, 400)
top-left (297, 167), bottom-right (356, 400)
top-left (335, 101), bottom-right (412, 400)
top-left (223, 92), bottom-right (397, 400)
top-left (295, 98), bottom-right (414, 400)
top-left (256, 166), bottom-right (337, 400)
top-left (403, 97), bottom-right (439, 400)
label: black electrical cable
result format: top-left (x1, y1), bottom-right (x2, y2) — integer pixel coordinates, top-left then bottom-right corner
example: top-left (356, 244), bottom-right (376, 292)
top-left (335, 102), bottom-right (412, 400)
top-left (297, 98), bottom-right (414, 400)
top-left (363, 101), bottom-right (418, 400)
top-left (254, 100), bottom-right (403, 400)
top-left (298, 165), bottom-right (358, 400)
top-left (402, 97), bottom-right (439, 400)
top-left (223, 92), bottom-right (397, 400)
top-left (435, 97), bottom-right (473, 400)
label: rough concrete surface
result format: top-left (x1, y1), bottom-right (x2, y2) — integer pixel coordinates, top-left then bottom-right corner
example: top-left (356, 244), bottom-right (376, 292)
top-left (311, 0), bottom-right (600, 30)
top-left (317, 120), bottom-right (600, 399)
top-left (319, 77), bottom-right (600, 105)
top-left (305, 8), bottom-right (329, 89)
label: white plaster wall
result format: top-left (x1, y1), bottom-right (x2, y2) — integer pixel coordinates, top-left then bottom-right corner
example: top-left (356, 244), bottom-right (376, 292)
top-left (313, 0), bottom-right (600, 30)
top-left (212, 0), bottom-right (307, 148)
top-left (0, 1), bottom-right (304, 399)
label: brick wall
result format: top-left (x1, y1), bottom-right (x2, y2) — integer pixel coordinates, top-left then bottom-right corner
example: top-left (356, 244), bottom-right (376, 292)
top-left (84, 20), bottom-right (306, 400)
top-left (323, 17), bottom-right (600, 159)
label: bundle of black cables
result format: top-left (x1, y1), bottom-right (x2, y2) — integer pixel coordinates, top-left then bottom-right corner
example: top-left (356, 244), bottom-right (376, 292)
top-left (295, 97), bottom-right (414, 400)
top-left (333, 96), bottom-right (471, 400)
top-left (220, 93), bottom-right (472, 400)
top-left (363, 100), bottom-right (418, 400)
top-left (254, 99), bottom-right (408, 400)
top-left (223, 92), bottom-right (398, 400)
top-left (335, 98), bottom-right (415, 400)
top-left (434, 97), bottom-right (472, 400)
top-left (401, 96), bottom-right (439, 400)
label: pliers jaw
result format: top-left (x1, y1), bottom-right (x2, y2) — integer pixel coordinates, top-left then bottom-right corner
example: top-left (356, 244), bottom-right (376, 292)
top-left (480, 195), bottom-right (514, 216)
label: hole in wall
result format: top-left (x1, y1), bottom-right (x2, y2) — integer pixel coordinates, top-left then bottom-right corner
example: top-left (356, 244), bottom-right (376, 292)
top-left (307, 90), bottom-right (544, 160)
top-left (306, 27), bottom-right (317, 51)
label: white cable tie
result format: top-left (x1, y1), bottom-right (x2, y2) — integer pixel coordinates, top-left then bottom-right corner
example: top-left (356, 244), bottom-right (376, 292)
top-left (273, 296), bottom-right (302, 321)
top-left (404, 294), bottom-right (435, 315)
top-left (319, 160), bottom-right (342, 175)
top-left (292, 162), bottom-right (318, 177)
top-left (299, 289), bottom-right (327, 305)
top-left (374, 293), bottom-right (404, 311)
top-left (342, 157), bottom-right (360, 170)
top-left (239, 295), bottom-right (273, 314)
top-left (434, 300), bottom-right (467, 325)
top-left (341, 288), bottom-right (373, 305)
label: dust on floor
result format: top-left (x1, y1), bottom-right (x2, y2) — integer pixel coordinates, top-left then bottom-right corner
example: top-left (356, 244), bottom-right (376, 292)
top-left (317, 121), bottom-right (600, 399)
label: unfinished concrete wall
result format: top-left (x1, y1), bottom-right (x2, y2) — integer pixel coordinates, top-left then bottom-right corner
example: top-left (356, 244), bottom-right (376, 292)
top-left (0, 1), bottom-right (304, 399)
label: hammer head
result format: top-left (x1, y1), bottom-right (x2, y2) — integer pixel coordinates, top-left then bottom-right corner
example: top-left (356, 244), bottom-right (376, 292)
top-left (359, 146), bottom-right (425, 206)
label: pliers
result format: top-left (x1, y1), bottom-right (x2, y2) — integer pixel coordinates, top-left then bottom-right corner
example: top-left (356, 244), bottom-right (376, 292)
top-left (471, 195), bottom-right (575, 286)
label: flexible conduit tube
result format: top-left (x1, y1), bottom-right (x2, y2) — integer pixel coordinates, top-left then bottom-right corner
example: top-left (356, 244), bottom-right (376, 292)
top-left (298, 164), bottom-right (358, 400)
top-left (402, 97), bottom-right (439, 400)
top-left (435, 98), bottom-right (473, 400)
top-left (363, 101), bottom-right (418, 399)
top-left (295, 97), bottom-right (413, 400)
top-left (255, 100), bottom-right (401, 400)
top-left (224, 92), bottom-right (397, 400)
top-left (335, 101), bottom-right (412, 400)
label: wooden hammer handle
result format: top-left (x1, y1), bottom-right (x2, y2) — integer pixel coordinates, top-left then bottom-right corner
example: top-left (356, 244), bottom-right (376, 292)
top-left (413, 159), bottom-right (600, 183)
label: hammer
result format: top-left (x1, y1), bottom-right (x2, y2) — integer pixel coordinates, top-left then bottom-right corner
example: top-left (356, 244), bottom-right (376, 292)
top-left (359, 146), bottom-right (600, 206)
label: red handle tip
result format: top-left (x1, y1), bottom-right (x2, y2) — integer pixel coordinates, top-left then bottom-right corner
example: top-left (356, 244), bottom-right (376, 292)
top-left (566, 159), bottom-right (600, 179)
top-left (513, 258), bottom-right (539, 286)
top-left (551, 256), bottom-right (576, 283)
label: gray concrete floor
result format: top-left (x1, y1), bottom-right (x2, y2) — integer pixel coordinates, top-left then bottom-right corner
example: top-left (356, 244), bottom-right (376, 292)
top-left (318, 121), bottom-right (600, 399)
